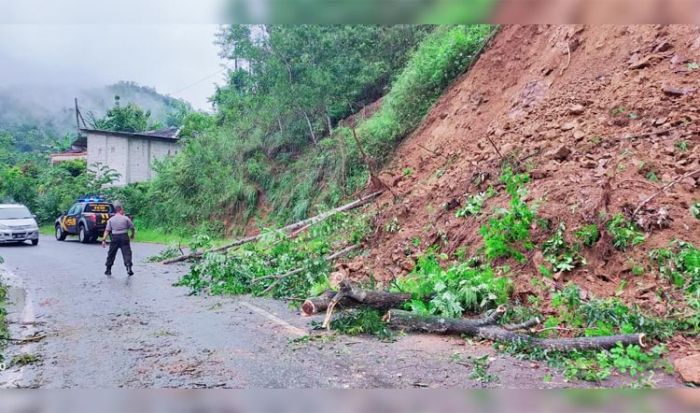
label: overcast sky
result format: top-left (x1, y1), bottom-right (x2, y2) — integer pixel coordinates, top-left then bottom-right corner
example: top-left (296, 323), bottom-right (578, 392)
top-left (0, 1), bottom-right (227, 110)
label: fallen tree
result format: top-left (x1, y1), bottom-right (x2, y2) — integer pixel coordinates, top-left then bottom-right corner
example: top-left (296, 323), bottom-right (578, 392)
top-left (302, 281), bottom-right (412, 316)
top-left (253, 245), bottom-right (361, 295)
top-left (385, 309), bottom-right (645, 351)
top-left (162, 191), bottom-right (383, 264)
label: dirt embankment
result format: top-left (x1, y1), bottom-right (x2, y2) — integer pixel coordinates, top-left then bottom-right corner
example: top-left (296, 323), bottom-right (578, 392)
top-left (348, 25), bottom-right (699, 324)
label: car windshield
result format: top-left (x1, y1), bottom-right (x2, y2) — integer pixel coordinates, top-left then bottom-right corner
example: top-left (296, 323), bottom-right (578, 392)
top-left (0, 206), bottom-right (33, 220)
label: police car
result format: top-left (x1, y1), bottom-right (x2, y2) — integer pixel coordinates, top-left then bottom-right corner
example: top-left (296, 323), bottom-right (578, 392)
top-left (55, 196), bottom-right (115, 243)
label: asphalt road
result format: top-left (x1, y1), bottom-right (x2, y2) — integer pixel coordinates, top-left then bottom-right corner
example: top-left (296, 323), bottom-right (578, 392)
top-left (0, 235), bottom-right (677, 388)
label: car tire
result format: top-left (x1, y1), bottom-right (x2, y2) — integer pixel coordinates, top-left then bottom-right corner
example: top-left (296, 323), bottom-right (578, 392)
top-left (31, 239), bottom-right (39, 246)
top-left (55, 225), bottom-right (67, 241)
top-left (78, 225), bottom-right (89, 244)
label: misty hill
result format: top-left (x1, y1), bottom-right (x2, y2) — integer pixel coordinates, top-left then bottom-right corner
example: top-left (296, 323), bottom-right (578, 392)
top-left (0, 81), bottom-right (191, 153)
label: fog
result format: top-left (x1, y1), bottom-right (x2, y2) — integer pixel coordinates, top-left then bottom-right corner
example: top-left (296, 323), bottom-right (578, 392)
top-left (0, 23), bottom-right (224, 111)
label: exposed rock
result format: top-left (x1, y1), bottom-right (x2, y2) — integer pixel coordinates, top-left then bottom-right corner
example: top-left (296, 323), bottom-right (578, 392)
top-left (582, 160), bottom-right (597, 169)
top-left (573, 130), bottom-right (585, 141)
top-left (653, 40), bottom-right (673, 53)
top-left (561, 122), bottom-right (576, 131)
top-left (653, 117), bottom-right (668, 126)
top-left (670, 54), bottom-right (689, 66)
top-left (629, 55), bottom-right (653, 69)
top-left (662, 85), bottom-right (688, 97)
top-left (674, 354), bottom-right (700, 384)
top-left (549, 145), bottom-right (572, 161)
top-left (681, 177), bottom-right (697, 192)
top-left (530, 169), bottom-right (549, 180)
top-left (569, 104), bottom-right (585, 115)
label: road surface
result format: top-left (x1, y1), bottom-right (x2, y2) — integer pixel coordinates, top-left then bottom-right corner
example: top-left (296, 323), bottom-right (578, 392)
top-left (0, 235), bottom-right (677, 388)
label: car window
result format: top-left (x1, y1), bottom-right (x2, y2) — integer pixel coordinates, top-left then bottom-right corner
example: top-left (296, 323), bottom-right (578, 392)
top-left (84, 203), bottom-right (113, 213)
top-left (0, 206), bottom-right (33, 219)
top-left (68, 204), bottom-right (81, 215)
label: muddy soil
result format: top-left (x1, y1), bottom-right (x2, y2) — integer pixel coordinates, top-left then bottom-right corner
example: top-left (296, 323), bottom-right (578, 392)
top-left (0, 235), bottom-right (680, 388)
top-left (344, 25), bottom-right (699, 355)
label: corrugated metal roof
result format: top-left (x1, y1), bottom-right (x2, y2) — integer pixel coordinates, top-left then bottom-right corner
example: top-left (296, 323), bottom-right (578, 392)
top-left (79, 127), bottom-right (181, 142)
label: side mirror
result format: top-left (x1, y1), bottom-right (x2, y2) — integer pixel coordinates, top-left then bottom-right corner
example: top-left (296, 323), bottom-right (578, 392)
top-left (32, 214), bottom-right (37, 219)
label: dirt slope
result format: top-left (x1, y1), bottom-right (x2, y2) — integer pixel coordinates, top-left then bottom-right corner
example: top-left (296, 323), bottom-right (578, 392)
top-left (350, 25), bottom-right (699, 327)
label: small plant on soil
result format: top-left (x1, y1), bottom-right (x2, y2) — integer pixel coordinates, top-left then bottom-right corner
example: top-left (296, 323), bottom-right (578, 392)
top-left (649, 240), bottom-right (700, 332)
top-left (675, 140), bottom-right (689, 152)
top-left (610, 106), bottom-right (627, 116)
top-left (575, 224), bottom-right (600, 247)
top-left (469, 354), bottom-right (498, 383)
top-left (541, 223), bottom-right (585, 273)
top-left (562, 343), bottom-right (667, 383)
top-left (403, 167), bottom-right (413, 177)
top-left (607, 213), bottom-right (645, 251)
top-left (688, 62), bottom-right (700, 71)
top-left (10, 353), bottom-right (41, 367)
top-left (480, 168), bottom-right (535, 262)
top-left (394, 252), bottom-right (512, 318)
top-left (645, 172), bottom-right (660, 183)
top-left (455, 192), bottom-right (486, 218)
top-left (384, 217), bottom-right (401, 233)
top-left (691, 202), bottom-right (700, 220)
top-left (649, 241), bottom-right (700, 292)
top-left (146, 245), bottom-right (182, 263)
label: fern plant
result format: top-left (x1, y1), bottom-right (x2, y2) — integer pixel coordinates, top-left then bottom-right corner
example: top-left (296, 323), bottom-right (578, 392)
top-left (480, 168), bottom-right (535, 262)
top-left (395, 252), bottom-right (512, 317)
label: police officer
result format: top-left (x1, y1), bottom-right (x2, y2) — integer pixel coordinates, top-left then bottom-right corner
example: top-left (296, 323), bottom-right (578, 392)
top-left (102, 204), bottom-right (135, 276)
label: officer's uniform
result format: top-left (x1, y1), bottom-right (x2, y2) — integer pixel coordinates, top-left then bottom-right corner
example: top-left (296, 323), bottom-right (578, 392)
top-left (105, 214), bottom-right (134, 273)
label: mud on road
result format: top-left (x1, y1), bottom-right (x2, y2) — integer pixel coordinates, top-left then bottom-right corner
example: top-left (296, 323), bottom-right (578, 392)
top-left (0, 236), bottom-right (679, 388)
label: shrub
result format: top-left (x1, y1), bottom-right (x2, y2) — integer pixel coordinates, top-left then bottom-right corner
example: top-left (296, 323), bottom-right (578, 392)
top-left (575, 224), bottom-right (600, 247)
top-left (480, 168), bottom-right (535, 262)
top-left (607, 213), bottom-right (645, 251)
top-left (395, 252), bottom-right (512, 317)
top-left (360, 25), bottom-right (495, 160)
top-left (542, 223), bottom-right (585, 272)
top-left (455, 192), bottom-right (487, 218)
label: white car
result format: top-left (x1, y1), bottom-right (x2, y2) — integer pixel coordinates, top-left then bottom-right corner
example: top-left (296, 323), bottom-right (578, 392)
top-left (0, 204), bottom-right (40, 245)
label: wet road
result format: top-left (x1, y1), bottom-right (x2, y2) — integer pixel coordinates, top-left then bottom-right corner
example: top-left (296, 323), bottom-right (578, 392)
top-left (0, 235), bottom-right (667, 389)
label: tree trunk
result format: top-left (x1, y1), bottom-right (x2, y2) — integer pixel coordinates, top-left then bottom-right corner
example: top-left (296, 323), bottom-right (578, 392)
top-left (302, 287), bottom-right (411, 316)
top-left (162, 191), bottom-right (383, 264)
top-left (325, 108), bottom-right (333, 135)
top-left (303, 111), bottom-right (317, 144)
top-left (385, 310), bottom-right (645, 351)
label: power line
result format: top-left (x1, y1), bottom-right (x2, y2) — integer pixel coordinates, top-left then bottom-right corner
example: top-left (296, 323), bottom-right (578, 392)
top-left (168, 67), bottom-right (228, 97)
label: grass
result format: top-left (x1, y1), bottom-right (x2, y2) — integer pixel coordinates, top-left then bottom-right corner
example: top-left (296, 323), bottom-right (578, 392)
top-left (41, 223), bottom-right (225, 247)
top-left (10, 353), bottom-right (40, 367)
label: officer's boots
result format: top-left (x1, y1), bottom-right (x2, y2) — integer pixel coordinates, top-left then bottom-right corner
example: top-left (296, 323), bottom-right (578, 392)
top-left (126, 265), bottom-right (134, 276)
top-left (105, 266), bottom-right (112, 276)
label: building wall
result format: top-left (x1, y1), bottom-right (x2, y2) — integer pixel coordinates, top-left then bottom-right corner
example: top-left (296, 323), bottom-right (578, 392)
top-left (86, 132), bottom-right (179, 186)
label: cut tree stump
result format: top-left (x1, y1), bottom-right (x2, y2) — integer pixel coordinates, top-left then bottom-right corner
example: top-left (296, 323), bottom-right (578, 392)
top-left (301, 282), bottom-right (412, 316)
top-left (385, 310), bottom-right (645, 351)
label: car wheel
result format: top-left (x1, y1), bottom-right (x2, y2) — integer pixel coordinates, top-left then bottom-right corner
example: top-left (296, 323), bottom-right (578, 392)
top-left (55, 225), bottom-right (67, 241)
top-left (78, 225), bottom-right (89, 244)
top-left (31, 239), bottom-right (39, 246)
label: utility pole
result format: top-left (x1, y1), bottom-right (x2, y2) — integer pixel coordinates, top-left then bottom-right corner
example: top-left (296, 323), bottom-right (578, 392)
top-left (74, 98), bottom-right (87, 131)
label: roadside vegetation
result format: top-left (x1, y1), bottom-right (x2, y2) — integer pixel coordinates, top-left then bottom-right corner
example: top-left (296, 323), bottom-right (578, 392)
top-left (0, 263), bottom-right (8, 367)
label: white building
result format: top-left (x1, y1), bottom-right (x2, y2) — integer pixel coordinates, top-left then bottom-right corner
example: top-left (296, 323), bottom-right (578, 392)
top-left (63, 127), bottom-right (181, 186)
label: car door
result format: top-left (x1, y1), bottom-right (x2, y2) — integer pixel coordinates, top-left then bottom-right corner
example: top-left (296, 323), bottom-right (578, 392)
top-left (63, 203), bottom-right (81, 234)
